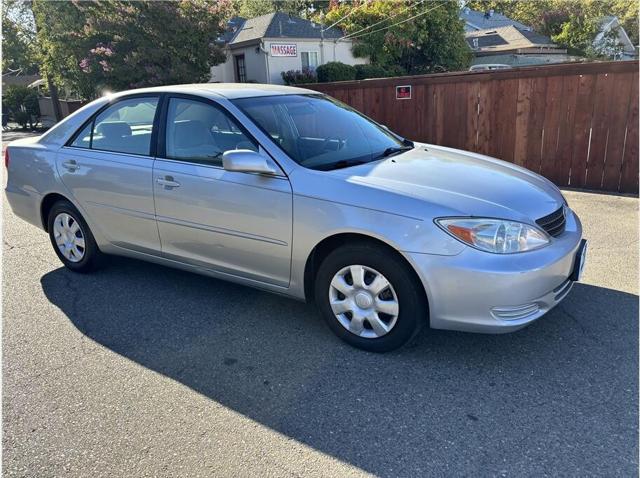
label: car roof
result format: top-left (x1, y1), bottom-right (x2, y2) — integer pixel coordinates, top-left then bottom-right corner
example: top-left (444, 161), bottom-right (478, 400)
top-left (108, 83), bottom-right (319, 100)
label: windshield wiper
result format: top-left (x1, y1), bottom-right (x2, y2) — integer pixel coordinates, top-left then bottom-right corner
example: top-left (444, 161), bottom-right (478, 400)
top-left (314, 144), bottom-right (414, 171)
top-left (377, 145), bottom-right (414, 160)
top-left (316, 159), bottom-right (369, 171)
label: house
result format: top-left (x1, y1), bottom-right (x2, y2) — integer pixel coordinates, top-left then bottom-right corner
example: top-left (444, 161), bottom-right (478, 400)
top-left (593, 15), bottom-right (637, 60)
top-left (2, 73), bottom-right (41, 88)
top-left (210, 12), bottom-right (366, 84)
top-left (466, 26), bottom-right (566, 56)
top-left (465, 26), bottom-right (580, 67)
top-left (461, 7), bottom-right (581, 68)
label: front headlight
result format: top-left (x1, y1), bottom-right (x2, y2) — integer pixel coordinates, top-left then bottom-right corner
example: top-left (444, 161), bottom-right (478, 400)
top-left (435, 218), bottom-right (550, 254)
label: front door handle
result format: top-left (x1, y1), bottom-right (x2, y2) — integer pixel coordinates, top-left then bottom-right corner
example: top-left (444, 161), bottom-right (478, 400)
top-left (156, 176), bottom-right (180, 189)
top-left (61, 159), bottom-right (79, 172)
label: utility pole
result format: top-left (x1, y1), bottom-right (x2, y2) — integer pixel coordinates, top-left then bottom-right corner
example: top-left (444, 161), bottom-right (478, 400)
top-left (320, 11), bottom-right (325, 65)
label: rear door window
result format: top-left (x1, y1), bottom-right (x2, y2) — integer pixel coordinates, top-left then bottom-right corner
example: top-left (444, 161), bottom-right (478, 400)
top-left (80, 97), bottom-right (159, 155)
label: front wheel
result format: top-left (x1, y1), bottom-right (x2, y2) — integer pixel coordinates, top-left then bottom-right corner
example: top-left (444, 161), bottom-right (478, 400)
top-left (314, 243), bottom-right (427, 352)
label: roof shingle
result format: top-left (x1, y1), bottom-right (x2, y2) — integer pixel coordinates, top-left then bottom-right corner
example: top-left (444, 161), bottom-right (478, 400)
top-left (460, 8), bottom-right (531, 32)
top-left (228, 12), bottom-right (343, 45)
top-left (466, 26), bottom-right (558, 52)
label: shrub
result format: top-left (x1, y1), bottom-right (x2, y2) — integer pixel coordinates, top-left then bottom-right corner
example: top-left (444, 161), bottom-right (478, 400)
top-left (281, 68), bottom-right (317, 85)
top-left (3, 85), bottom-right (40, 129)
top-left (316, 62), bottom-right (356, 83)
top-left (354, 64), bottom-right (390, 80)
top-left (386, 64), bottom-right (408, 77)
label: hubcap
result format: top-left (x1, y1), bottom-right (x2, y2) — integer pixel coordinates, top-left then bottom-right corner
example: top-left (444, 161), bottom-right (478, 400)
top-left (329, 265), bottom-right (399, 339)
top-left (53, 212), bottom-right (85, 263)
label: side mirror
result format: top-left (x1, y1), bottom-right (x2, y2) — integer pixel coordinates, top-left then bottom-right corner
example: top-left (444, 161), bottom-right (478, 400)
top-left (222, 149), bottom-right (277, 175)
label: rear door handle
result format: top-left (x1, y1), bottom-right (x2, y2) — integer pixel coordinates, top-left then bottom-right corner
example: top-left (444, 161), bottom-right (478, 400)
top-left (62, 160), bottom-right (79, 172)
top-left (156, 176), bottom-right (180, 189)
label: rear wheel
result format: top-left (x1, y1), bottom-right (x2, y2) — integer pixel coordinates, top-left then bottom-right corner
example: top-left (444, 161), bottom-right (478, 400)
top-left (315, 243), bottom-right (427, 352)
top-left (47, 200), bottom-right (101, 273)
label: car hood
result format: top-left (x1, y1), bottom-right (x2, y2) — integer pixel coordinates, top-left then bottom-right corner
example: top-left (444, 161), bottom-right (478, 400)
top-left (325, 144), bottom-right (565, 222)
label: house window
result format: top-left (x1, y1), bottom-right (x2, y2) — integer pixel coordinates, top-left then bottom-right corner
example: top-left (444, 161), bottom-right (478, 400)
top-left (234, 54), bottom-right (246, 83)
top-left (301, 51), bottom-right (319, 71)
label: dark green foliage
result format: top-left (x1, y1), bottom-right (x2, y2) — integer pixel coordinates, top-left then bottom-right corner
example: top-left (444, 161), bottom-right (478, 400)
top-left (325, 1), bottom-right (471, 75)
top-left (32, 0), bottom-right (233, 100)
top-left (1, 0), bottom-right (39, 74)
top-left (281, 68), bottom-right (318, 85)
top-left (354, 64), bottom-right (405, 80)
top-left (316, 62), bottom-right (356, 83)
top-left (3, 85), bottom-right (40, 129)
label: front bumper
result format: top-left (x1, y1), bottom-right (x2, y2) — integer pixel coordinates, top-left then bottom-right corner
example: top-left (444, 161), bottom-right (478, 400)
top-left (406, 209), bottom-right (583, 333)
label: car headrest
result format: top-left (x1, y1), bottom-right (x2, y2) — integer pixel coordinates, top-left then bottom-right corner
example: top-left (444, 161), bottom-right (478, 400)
top-left (95, 121), bottom-right (132, 139)
top-left (173, 120), bottom-right (212, 149)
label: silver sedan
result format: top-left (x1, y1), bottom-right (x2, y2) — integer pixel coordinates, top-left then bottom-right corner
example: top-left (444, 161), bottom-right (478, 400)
top-left (5, 84), bottom-right (586, 352)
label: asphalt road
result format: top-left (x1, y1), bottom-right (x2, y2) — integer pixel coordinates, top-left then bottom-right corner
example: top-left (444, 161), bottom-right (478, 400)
top-left (2, 174), bottom-right (638, 476)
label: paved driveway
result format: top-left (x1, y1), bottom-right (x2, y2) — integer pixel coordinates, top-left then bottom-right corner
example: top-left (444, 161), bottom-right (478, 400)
top-left (2, 176), bottom-right (638, 476)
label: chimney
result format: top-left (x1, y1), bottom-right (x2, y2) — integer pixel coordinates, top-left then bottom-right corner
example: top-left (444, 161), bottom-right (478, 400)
top-left (489, 9), bottom-right (494, 16)
top-left (464, 7), bottom-right (470, 14)
top-left (279, 20), bottom-right (283, 35)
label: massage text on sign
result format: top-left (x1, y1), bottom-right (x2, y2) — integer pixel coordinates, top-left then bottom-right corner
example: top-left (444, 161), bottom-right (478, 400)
top-left (270, 44), bottom-right (297, 57)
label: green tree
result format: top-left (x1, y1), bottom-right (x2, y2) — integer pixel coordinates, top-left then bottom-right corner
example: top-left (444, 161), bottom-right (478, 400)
top-left (234, 0), bottom-right (330, 19)
top-left (3, 84), bottom-right (40, 129)
top-left (325, 0), bottom-right (471, 74)
top-left (32, 0), bottom-right (234, 100)
top-left (1, 0), bottom-right (39, 74)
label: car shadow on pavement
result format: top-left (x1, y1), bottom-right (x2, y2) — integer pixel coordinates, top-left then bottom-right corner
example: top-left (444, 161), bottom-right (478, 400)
top-left (40, 256), bottom-right (639, 476)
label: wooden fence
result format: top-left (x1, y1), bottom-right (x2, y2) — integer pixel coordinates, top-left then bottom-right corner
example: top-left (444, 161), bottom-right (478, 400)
top-left (307, 61), bottom-right (639, 194)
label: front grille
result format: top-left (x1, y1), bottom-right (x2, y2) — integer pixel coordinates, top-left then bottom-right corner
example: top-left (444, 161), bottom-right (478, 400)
top-left (536, 206), bottom-right (566, 237)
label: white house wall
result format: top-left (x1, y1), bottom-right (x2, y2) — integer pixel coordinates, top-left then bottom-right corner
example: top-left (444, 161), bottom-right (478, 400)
top-left (265, 38), bottom-right (366, 84)
top-left (209, 53), bottom-right (234, 83)
top-left (210, 45), bottom-right (269, 83)
top-left (210, 38), bottom-right (367, 84)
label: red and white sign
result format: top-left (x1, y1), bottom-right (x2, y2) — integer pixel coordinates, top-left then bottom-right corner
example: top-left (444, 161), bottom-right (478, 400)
top-left (396, 85), bottom-right (412, 100)
top-left (270, 43), bottom-right (297, 57)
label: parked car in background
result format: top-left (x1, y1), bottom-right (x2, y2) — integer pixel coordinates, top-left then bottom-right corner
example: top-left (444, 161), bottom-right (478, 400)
top-left (4, 84), bottom-right (586, 352)
top-left (469, 64), bottom-right (511, 71)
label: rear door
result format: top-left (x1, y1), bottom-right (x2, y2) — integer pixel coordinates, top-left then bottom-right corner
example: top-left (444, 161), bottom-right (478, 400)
top-left (58, 95), bottom-right (161, 254)
top-left (152, 95), bottom-right (293, 287)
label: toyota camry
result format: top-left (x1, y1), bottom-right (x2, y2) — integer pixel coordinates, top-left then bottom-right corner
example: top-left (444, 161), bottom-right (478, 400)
top-left (5, 84), bottom-right (587, 352)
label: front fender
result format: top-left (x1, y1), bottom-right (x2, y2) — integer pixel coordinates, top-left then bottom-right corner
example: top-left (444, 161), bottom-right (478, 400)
top-left (288, 193), bottom-right (464, 299)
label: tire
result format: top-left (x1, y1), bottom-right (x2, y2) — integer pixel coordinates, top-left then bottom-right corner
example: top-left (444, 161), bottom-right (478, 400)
top-left (47, 200), bottom-right (102, 273)
top-left (314, 242), bottom-right (427, 352)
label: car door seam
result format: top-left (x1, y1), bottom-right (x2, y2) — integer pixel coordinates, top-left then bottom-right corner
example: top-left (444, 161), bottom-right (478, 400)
top-left (154, 214), bottom-right (289, 246)
top-left (151, 158), bottom-right (164, 252)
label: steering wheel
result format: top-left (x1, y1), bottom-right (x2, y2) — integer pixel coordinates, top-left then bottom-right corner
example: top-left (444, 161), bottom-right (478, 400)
top-left (323, 136), bottom-right (345, 152)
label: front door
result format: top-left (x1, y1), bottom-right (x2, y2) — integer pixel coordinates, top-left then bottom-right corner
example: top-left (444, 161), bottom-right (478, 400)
top-left (152, 95), bottom-right (292, 287)
top-left (58, 95), bottom-right (161, 254)
top-left (234, 54), bottom-right (246, 83)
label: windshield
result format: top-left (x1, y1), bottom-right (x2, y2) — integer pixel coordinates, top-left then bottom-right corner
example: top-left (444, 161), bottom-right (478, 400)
top-left (232, 94), bottom-right (407, 170)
